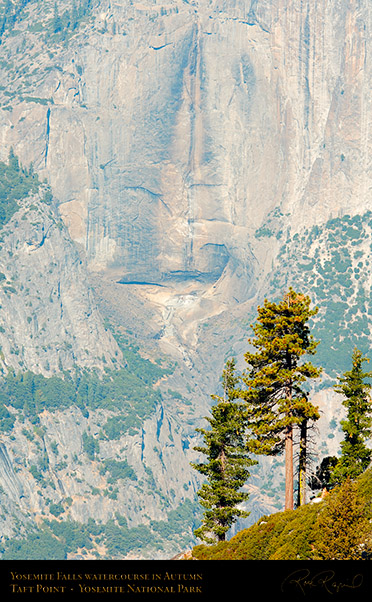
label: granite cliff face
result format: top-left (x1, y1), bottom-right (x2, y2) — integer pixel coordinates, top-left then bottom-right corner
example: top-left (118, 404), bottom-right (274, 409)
top-left (0, 193), bottom-right (120, 375)
top-left (2, 0), bottom-right (372, 344)
top-left (0, 0), bottom-right (371, 557)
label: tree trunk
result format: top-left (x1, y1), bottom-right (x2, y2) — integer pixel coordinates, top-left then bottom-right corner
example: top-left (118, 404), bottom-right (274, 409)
top-left (217, 447), bottom-right (227, 540)
top-left (285, 423), bottom-right (293, 510)
top-left (297, 419), bottom-right (307, 507)
top-left (285, 373), bottom-right (294, 511)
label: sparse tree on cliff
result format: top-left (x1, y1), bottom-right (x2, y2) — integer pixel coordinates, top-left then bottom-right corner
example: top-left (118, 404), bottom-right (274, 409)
top-left (191, 359), bottom-right (257, 543)
top-left (241, 288), bottom-right (321, 510)
top-left (331, 347), bottom-right (372, 485)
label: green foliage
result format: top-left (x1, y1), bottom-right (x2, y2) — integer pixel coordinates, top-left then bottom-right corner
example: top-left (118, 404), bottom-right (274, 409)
top-left (38, 500), bottom-right (194, 559)
top-left (1, 518), bottom-right (96, 559)
top-left (254, 208), bottom-right (284, 240)
top-left (150, 499), bottom-right (200, 539)
top-left (242, 288), bottom-right (321, 456)
top-left (0, 149), bottom-right (40, 228)
top-left (0, 0), bottom-right (28, 38)
top-left (47, 518), bottom-right (94, 550)
top-left (29, 464), bottom-right (45, 485)
top-left (0, 401), bottom-right (15, 432)
top-left (49, 502), bottom-right (64, 517)
top-left (312, 478), bottom-right (370, 560)
top-left (50, 441), bottom-right (58, 455)
top-left (193, 503), bottom-right (320, 560)
top-left (102, 499), bottom-right (200, 557)
top-left (20, 96), bottom-right (53, 105)
top-left (0, 370), bottom-right (75, 428)
top-left (192, 468), bottom-right (372, 560)
top-left (270, 211), bottom-right (372, 376)
top-left (99, 459), bottom-right (136, 483)
top-left (82, 431), bottom-right (99, 460)
top-left (241, 288), bottom-right (321, 510)
top-left (331, 348), bottom-right (372, 485)
top-left (255, 226), bottom-right (274, 239)
top-left (42, 0), bottom-right (96, 44)
top-left (191, 359), bottom-right (257, 543)
top-left (0, 0), bottom-right (95, 42)
top-left (114, 332), bottom-right (173, 386)
top-left (309, 455), bottom-right (338, 491)
top-left (2, 528), bottom-right (67, 560)
top-left (103, 519), bottom-right (153, 557)
top-left (0, 336), bottom-right (172, 435)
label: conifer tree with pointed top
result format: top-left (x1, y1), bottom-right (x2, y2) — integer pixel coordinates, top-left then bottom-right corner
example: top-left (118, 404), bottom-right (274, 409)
top-left (241, 288), bottom-right (321, 510)
top-left (331, 347), bottom-right (372, 486)
top-left (191, 358), bottom-right (257, 543)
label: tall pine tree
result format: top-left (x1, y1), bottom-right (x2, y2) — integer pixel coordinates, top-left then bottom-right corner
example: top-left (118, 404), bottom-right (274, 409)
top-left (331, 347), bottom-right (372, 485)
top-left (191, 359), bottom-right (257, 543)
top-left (242, 288), bottom-right (321, 510)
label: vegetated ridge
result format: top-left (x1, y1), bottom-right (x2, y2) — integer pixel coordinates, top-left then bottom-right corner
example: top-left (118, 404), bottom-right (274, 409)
top-left (191, 467), bottom-right (372, 560)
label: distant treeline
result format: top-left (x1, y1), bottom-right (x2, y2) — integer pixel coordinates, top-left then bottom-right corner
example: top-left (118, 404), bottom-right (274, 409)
top-left (0, 149), bottom-right (41, 227)
top-left (1, 498), bottom-right (200, 559)
top-left (0, 0), bottom-right (95, 41)
top-left (0, 334), bottom-right (174, 439)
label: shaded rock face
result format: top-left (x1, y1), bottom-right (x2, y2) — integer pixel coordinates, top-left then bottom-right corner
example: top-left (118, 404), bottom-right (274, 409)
top-left (54, 8), bottom-right (259, 297)
top-left (0, 195), bottom-right (120, 375)
top-left (0, 443), bottom-right (23, 502)
top-left (0, 400), bottom-right (202, 557)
